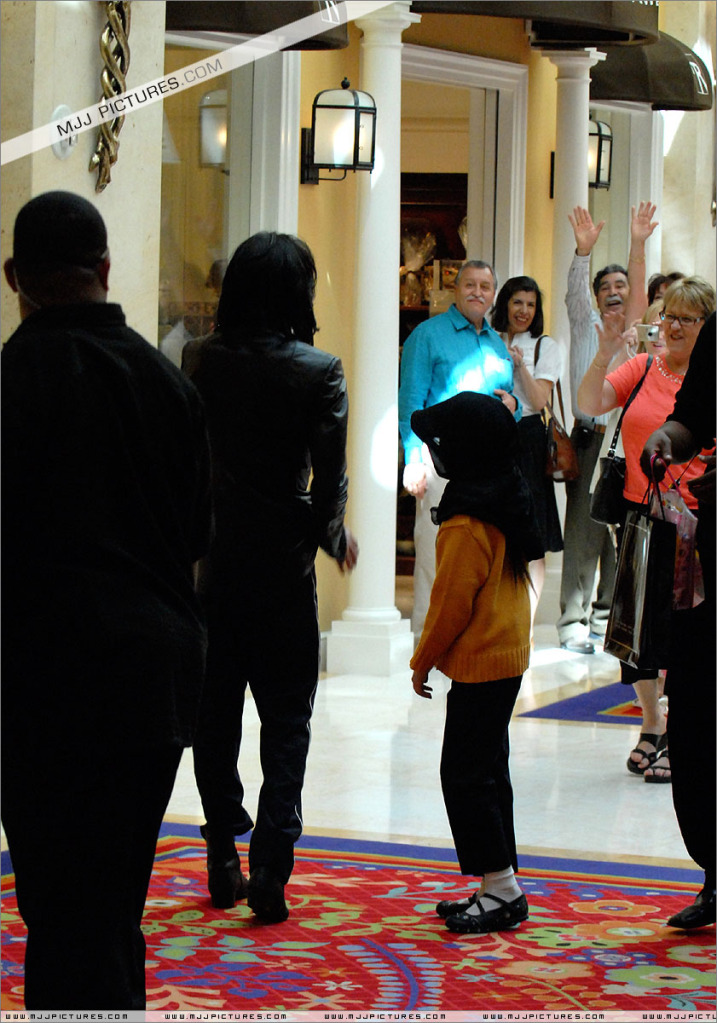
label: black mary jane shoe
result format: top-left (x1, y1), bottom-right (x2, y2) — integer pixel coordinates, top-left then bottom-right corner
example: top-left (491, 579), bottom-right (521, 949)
top-left (247, 865), bottom-right (290, 924)
top-left (445, 893), bottom-right (528, 934)
top-left (436, 892), bottom-right (478, 919)
top-left (667, 887), bottom-right (716, 929)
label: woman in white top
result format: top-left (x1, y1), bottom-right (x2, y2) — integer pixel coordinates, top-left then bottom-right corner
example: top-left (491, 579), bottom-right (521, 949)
top-left (492, 276), bottom-right (565, 627)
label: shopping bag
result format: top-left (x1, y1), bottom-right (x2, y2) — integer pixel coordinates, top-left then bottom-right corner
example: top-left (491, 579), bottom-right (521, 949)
top-left (649, 486), bottom-right (704, 610)
top-left (604, 505), bottom-right (676, 669)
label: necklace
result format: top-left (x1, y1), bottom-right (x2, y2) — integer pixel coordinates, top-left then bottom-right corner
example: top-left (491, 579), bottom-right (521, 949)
top-left (655, 355), bottom-right (685, 385)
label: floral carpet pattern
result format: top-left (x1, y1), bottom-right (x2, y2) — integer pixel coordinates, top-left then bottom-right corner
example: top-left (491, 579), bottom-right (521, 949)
top-left (1, 829), bottom-right (715, 1014)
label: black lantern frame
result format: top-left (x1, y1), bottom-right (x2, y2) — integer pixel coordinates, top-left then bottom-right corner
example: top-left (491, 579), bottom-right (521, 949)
top-left (301, 78), bottom-right (377, 184)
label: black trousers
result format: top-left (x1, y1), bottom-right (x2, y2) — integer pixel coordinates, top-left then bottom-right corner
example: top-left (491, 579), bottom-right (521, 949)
top-left (192, 570), bottom-right (320, 884)
top-left (1, 741), bottom-right (182, 1010)
top-left (666, 600), bottom-right (716, 887)
top-left (440, 676), bottom-right (523, 877)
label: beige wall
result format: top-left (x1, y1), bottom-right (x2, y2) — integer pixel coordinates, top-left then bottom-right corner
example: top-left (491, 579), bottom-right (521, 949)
top-left (404, 12), bottom-right (529, 62)
top-left (1, 0), bottom-right (166, 342)
top-left (523, 51), bottom-right (558, 331)
top-left (659, 0), bottom-right (716, 280)
top-left (401, 80), bottom-right (470, 173)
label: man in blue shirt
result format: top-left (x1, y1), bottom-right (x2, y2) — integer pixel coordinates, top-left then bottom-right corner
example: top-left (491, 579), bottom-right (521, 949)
top-left (399, 260), bottom-right (519, 634)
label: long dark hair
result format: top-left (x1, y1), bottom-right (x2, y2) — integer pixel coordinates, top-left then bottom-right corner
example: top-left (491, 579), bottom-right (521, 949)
top-left (216, 232), bottom-right (318, 345)
top-left (491, 275), bottom-right (544, 337)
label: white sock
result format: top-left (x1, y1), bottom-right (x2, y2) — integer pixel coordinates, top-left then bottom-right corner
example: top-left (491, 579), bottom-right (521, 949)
top-left (465, 868), bottom-right (521, 916)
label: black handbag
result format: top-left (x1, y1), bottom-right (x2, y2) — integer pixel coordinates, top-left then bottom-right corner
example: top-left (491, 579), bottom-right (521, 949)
top-left (604, 486), bottom-right (676, 669)
top-left (590, 356), bottom-right (653, 525)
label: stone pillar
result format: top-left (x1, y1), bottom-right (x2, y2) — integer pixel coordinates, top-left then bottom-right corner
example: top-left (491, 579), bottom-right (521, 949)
top-left (543, 49), bottom-right (605, 412)
top-left (326, 2), bottom-right (420, 676)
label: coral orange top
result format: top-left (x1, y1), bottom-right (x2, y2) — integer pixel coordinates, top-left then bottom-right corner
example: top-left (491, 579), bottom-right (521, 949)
top-left (607, 354), bottom-right (710, 509)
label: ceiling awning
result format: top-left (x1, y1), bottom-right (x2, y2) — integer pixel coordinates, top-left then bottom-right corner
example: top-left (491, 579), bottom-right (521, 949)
top-left (165, 1), bottom-right (349, 50)
top-left (409, 2), bottom-right (659, 46)
top-left (590, 31), bottom-right (713, 111)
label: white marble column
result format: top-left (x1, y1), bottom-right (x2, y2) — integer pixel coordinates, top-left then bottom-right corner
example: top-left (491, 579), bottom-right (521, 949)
top-left (543, 49), bottom-right (605, 402)
top-left (326, 2), bottom-right (420, 676)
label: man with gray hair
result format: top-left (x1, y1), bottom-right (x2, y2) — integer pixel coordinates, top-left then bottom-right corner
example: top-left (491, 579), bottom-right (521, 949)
top-left (399, 260), bottom-right (520, 635)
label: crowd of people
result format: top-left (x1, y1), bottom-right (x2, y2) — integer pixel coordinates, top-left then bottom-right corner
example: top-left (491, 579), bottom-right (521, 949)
top-left (398, 199), bottom-right (714, 938)
top-left (1, 190), bottom-right (714, 1011)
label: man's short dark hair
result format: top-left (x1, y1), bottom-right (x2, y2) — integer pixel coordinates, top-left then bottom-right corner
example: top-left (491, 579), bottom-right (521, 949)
top-left (13, 191), bottom-right (108, 274)
top-left (592, 264), bottom-right (627, 297)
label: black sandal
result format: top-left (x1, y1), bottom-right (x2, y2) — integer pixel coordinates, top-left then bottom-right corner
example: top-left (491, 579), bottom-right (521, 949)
top-left (626, 732), bottom-right (667, 775)
top-left (644, 748), bottom-right (671, 784)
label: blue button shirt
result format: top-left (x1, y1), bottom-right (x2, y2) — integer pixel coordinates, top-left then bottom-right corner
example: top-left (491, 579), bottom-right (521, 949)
top-left (399, 303), bottom-right (520, 463)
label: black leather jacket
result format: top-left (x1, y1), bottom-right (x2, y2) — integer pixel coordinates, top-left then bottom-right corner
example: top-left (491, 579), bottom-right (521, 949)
top-left (184, 332), bottom-right (349, 584)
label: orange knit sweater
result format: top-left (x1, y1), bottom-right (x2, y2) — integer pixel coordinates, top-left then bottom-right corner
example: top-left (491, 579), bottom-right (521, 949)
top-left (410, 515), bottom-right (531, 684)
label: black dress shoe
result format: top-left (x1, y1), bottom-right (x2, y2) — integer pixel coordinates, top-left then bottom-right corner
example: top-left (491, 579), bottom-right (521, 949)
top-left (247, 866), bottom-right (289, 923)
top-left (201, 824), bottom-right (248, 909)
top-left (667, 887), bottom-right (716, 929)
top-left (560, 639), bottom-right (595, 655)
top-left (445, 893), bottom-right (528, 934)
top-left (436, 892), bottom-right (478, 919)
top-left (208, 857), bottom-right (249, 909)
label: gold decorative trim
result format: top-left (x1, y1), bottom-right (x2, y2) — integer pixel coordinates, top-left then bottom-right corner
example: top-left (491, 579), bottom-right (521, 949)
top-left (89, 1), bottom-right (132, 192)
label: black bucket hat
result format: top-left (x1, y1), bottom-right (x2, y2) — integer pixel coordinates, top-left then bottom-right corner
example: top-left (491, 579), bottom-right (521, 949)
top-left (411, 392), bottom-right (518, 480)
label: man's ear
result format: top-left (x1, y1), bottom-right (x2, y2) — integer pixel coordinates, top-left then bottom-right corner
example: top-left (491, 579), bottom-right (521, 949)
top-left (4, 258), bottom-right (19, 293)
top-left (97, 255), bottom-right (110, 292)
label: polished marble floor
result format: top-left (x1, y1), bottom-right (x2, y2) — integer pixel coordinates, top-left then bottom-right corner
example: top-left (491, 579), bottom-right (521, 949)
top-left (166, 558), bottom-right (692, 871)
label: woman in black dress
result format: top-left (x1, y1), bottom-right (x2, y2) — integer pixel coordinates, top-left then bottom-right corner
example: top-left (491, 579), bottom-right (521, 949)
top-left (492, 276), bottom-right (565, 630)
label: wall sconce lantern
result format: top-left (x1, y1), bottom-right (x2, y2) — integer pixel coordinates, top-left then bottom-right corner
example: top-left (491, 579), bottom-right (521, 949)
top-left (301, 78), bottom-right (377, 184)
top-left (199, 89), bottom-right (228, 168)
top-left (588, 118), bottom-right (613, 189)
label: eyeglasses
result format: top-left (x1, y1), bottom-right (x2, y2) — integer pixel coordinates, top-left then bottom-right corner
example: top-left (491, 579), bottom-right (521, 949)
top-left (660, 312), bottom-right (704, 327)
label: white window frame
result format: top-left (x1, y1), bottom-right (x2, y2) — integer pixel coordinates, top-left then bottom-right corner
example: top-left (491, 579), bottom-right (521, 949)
top-left (401, 44), bottom-right (528, 286)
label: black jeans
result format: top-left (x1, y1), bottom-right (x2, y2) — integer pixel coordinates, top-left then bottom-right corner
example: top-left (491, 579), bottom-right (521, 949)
top-left (193, 570), bottom-right (320, 884)
top-left (440, 676), bottom-right (523, 877)
top-left (2, 742), bottom-right (182, 1010)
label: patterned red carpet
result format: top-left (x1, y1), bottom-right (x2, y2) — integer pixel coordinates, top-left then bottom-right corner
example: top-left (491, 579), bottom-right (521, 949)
top-left (2, 828), bottom-right (714, 1014)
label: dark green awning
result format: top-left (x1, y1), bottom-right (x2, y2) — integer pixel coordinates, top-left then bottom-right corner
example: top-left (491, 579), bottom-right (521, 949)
top-left (409, 2), bottom-right (659, 46)
top-left (165, 1), bottom-right (349, 50)
top-left (591, 32), bottom-right (713, 111)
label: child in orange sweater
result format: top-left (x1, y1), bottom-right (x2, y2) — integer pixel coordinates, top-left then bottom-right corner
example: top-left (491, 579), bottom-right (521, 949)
top-left (410, 392), bottom-right (544, 934)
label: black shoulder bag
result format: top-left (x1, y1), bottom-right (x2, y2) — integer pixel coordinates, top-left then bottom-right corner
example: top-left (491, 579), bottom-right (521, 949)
top-left (589, 355), bottom-right (653, 525)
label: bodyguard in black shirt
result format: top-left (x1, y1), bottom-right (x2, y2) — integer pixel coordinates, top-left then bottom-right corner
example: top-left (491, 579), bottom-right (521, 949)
top-left (1, 192), bottom-right (213, 1009)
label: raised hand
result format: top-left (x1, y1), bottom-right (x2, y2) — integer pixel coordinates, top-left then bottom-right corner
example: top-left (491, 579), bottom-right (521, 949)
top-left (595, 309), bottom-right (628, 362)
top-left (631, 201), bottom-right (659, 245)
top-left (568, 206), bottom-right (605, 257)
